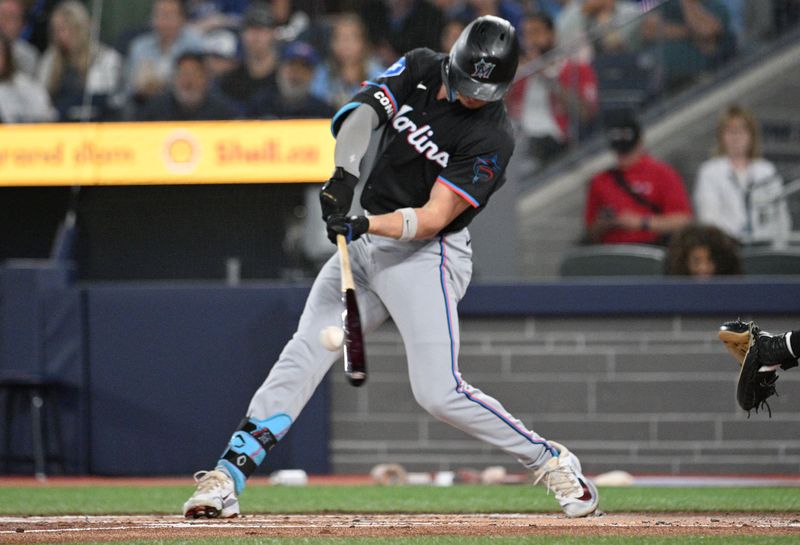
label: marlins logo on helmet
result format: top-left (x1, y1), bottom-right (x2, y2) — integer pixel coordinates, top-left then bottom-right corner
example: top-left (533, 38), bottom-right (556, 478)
top-left (471, 59), bottom-right (496, 79)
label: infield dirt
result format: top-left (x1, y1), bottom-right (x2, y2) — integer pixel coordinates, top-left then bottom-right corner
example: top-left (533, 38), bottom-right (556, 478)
top-left (1, 513), bottom-right (799, 543)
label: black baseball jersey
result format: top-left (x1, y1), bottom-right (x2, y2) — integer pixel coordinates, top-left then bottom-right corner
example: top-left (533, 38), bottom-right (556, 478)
top-left (331, 48), bottom-right (515, 234)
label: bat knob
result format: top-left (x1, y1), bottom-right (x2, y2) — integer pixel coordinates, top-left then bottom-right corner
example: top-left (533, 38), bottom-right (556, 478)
top-left (347, 372), bottom-right (367, 387)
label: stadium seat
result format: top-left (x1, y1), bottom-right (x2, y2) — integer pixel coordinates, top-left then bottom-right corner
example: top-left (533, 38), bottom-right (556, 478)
top-left (741, 247), bottom-right (800, 275)
top-left (559, 244), bottom-right (666, 277)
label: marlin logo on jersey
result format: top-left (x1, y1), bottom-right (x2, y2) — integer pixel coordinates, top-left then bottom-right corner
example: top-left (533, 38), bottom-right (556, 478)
top-left (472, 58), bottom-right (496, 79)
top-left (472, 154), bottom-right (500, 184)
top-left (391, 105), bottom-right (449, 167)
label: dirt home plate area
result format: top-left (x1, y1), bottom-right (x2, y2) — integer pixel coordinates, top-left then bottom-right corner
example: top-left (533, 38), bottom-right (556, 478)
top-left (1, 513), bottom-right (799, 542)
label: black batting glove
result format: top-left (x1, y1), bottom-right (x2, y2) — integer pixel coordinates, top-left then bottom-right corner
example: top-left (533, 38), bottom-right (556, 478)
top-left (327, 214), bottom-right (369, 244)
top-left (319, 167), bottom-right (358, 221)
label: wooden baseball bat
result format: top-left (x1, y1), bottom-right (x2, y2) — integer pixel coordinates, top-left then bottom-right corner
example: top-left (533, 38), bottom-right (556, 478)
top-left (337, 234), bottom-right (367, 386)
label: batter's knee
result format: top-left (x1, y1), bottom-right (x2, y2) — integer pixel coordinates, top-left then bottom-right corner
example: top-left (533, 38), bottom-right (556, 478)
top-left (411, 385), bottom-right (454, 421)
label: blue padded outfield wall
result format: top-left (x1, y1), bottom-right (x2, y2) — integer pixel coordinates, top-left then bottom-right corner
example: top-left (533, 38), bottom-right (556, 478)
top-left (84, 285), bottom-right (323, 475)
top-left (2, 260), bottom-right (800, 475)
top-left (0, 261), bottom-right (86, 473)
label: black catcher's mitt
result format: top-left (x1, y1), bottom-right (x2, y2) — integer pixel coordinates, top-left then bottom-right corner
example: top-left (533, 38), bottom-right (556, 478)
top-left (718, 320), bottom-right (779, 416)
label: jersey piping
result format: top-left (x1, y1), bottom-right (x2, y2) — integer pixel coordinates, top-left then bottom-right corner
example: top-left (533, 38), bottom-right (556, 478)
top-left (437, 175), bottom-right (480, 208)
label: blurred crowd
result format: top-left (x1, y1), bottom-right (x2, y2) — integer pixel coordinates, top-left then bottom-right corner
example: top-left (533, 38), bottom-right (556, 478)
top-left (581, 104), bottom-right (794, 278)
top-left (1, 0), bottom-right (798, 127)
top-left (1, 0), bottom-right (798, 278)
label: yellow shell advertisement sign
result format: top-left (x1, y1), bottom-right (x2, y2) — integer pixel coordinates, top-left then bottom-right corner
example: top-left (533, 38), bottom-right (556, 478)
top-left (0, 119), bottom-right (334, 186)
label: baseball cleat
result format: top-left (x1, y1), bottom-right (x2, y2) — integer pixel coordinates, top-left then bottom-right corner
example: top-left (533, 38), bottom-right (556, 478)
top-left (183, 469), bottom-right (239, 519)
top-left (531, 441), bottom-right (600, 518)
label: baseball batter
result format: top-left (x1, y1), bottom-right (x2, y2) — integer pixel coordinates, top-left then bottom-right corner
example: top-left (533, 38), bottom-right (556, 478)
top-left (183, 16), bottom-right (599, 519)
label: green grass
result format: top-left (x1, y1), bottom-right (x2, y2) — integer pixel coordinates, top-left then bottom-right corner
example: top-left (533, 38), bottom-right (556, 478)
top-left (0, 485), bottom-right (798, 515)
top-left (49, 538), bottom-right (800, 545)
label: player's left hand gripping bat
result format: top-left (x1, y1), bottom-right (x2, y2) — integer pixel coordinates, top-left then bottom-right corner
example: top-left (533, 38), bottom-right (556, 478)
top-left (336, 234), bottom-right (367, 386)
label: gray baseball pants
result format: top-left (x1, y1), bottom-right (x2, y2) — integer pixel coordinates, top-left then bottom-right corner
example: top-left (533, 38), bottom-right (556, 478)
top-left (247, 228), bottom-right (554, 470)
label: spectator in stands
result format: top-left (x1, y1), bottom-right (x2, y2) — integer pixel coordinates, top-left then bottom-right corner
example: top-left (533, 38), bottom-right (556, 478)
top-left (693, 105), bottom-right (791, 246)
top-left (557, 0), bottom-right (642, 56)
top-left (184, 0), bottom-right (250, 33)
top-left (430, 0), bottom-right (467, 19)
top-left (665, 223), bottom-right (742, 276)
top-left (0, 0), bottom-right (39, 76)
top-left (37, 0), bottom-right (122, 121)
top-left (583, 112), bottom-right (693, 245)
top-left (440, 17), bottom-right (467, 52)
top-left (125, 0), bottom-right (204, 112)
top-left (136, 51), bottom-right (237, 121)
top-left (521, 0), bottom-right (565, 20)
top-left (203, 28), bottom-right (239, 79)
top-left (0, 35), bottom-right (56, 122)
top-left (507, 12), bottom-right (598, 168)
top-left (270, 0), bottom-right (312, 44)
top-left (218, 1), bottom-right (279, 117)
top-left (310, 13), bottom-right (384, 109)
top-left (451, 0), bottom-right (525, 33)
top-left (253, 41), bottom-right (334, 120)
top-left (184, 0), bottom-right (311, 42)
top-left (360, 0), bottom-right (445, 67)
top-left (250, 39), bottom-right (336, 277)
top-left (639, 0), bottom-right (734, 90)
top-left (16, 0), bottom-right (59, 53)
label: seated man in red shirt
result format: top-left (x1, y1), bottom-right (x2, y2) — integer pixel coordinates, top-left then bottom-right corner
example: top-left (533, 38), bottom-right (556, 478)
top-left (583, 113), bottom-right (692, 244)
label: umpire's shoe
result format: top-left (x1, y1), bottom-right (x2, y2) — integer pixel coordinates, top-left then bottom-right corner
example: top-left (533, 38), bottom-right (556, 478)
top-left (183, 469), bottom-right (239, 518)
top-left (531, 441), bottom-right (600, 518)
top-left (754, 329), bottom-right (798, 372)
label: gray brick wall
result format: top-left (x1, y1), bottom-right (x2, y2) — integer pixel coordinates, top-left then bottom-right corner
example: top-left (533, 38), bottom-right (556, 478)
top-left (330, 315), bottom-right (800, 476)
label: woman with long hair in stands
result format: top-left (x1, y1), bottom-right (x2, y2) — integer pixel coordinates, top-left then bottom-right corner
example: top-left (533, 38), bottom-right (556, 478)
top-left (310, 13), bottom-right (384, 109)
top-left (37, 0), bottom-right (122, 121)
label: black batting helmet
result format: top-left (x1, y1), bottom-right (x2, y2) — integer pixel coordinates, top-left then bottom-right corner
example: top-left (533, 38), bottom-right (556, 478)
top-left (443, 15), bottom-right (519, 102)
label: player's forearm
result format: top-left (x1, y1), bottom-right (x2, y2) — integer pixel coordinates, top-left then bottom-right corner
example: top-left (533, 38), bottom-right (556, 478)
top-left (367, 208), bottom-right (449, 240)
top-left (366, 212), bottom-right (404, 239)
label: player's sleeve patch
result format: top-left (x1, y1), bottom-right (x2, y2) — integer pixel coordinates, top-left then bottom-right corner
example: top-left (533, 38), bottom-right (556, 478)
top-left (471, 154), bottom-right (502, 184)
top-left (380, 56), bottom-right (406, 78)
top-left (437, 176), bottom-right (480, 208)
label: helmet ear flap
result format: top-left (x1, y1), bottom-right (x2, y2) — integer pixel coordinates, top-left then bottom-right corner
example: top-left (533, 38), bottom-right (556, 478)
top-left (441, 60), bottom-right (457, 103)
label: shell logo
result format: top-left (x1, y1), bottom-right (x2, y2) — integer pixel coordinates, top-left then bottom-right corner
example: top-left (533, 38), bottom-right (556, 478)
top-left (162, 130), bottom-right (201, 174)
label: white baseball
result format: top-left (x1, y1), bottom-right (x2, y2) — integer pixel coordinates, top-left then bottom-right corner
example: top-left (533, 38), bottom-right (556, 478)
top-left (319, 326), bottom-right (344, 351)
top-left (480, 465), bottom-right (507, 485)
